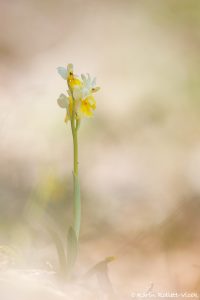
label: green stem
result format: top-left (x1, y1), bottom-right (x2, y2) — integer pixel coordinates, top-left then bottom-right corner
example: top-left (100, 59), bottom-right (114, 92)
top-left (72, 123), bottom-right (78, 177)
top-left (66, 98), bottom-right (81, 278)
top-left (70, 109), bottom-right (81, 240)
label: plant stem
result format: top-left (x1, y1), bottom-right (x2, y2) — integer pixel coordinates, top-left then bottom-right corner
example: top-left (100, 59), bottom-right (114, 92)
top-left (72, 122), bottom-right (78, 177)
top-left (71, 110), bottom-right (81, 240)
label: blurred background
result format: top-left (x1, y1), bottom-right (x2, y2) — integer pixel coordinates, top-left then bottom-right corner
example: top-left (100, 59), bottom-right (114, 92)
top-left (1, 0), bottom-right (200, 297)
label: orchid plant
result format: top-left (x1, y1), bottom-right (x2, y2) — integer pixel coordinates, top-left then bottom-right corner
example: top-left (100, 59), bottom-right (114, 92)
top-left (57, 64), bottom-right (100, 277)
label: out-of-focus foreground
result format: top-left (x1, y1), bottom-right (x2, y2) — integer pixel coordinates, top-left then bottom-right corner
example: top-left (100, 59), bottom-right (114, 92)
top-left (1, 0), bottom-right (200, 298)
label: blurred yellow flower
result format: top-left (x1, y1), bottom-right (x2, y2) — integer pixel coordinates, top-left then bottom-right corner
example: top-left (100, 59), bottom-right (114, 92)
top-left (80, 95), bottom-right (96, 117)
top-left (57, 64), bottom-right (100, 122)
top-left (57, 64), bottom-right (82, 90)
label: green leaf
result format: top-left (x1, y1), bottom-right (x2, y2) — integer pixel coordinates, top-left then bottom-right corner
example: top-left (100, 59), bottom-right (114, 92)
top-left (66, 226), bottom-right (78, 276)
top-left (73, 173), bottom-right (81, 238)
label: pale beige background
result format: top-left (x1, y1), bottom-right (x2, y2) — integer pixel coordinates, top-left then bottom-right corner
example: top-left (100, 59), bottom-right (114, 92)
top-left (0, 0), bottom-right (200, 297)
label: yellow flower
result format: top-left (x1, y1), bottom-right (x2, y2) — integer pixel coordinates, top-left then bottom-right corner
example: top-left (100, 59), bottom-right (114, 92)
top-left (57, 64), bottom-right (100, 122)
top-left (57, 64), bottom-right (82, 91)
top-left (67, 64), bottom-right (82, 90)
top-left (63, 93), bottom-right (96, 121)
top-left (80, 95), bottom-right (96, 117)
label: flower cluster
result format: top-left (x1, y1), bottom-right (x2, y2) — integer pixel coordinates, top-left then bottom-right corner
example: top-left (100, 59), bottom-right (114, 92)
top-left (57, 64), bottom-right (100, 122)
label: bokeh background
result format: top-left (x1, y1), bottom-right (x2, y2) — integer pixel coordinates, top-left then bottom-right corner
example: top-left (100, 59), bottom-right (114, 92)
top-left (1, 0), bottom-right (200, 297)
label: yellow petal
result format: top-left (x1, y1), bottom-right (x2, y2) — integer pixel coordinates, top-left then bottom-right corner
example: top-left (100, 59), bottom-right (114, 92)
top-left (86, 95), bottom-right (96, 109)
top-left (80, 99), bottom-right (94, 117)
top-left (67, 76), bottom-right (83, 91)
top-left (64, 112), bottom-right (70, 123)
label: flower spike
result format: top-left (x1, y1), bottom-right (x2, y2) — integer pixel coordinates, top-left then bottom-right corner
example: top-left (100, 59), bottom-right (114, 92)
top-left (57, 64), bottom-right (100, 121)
